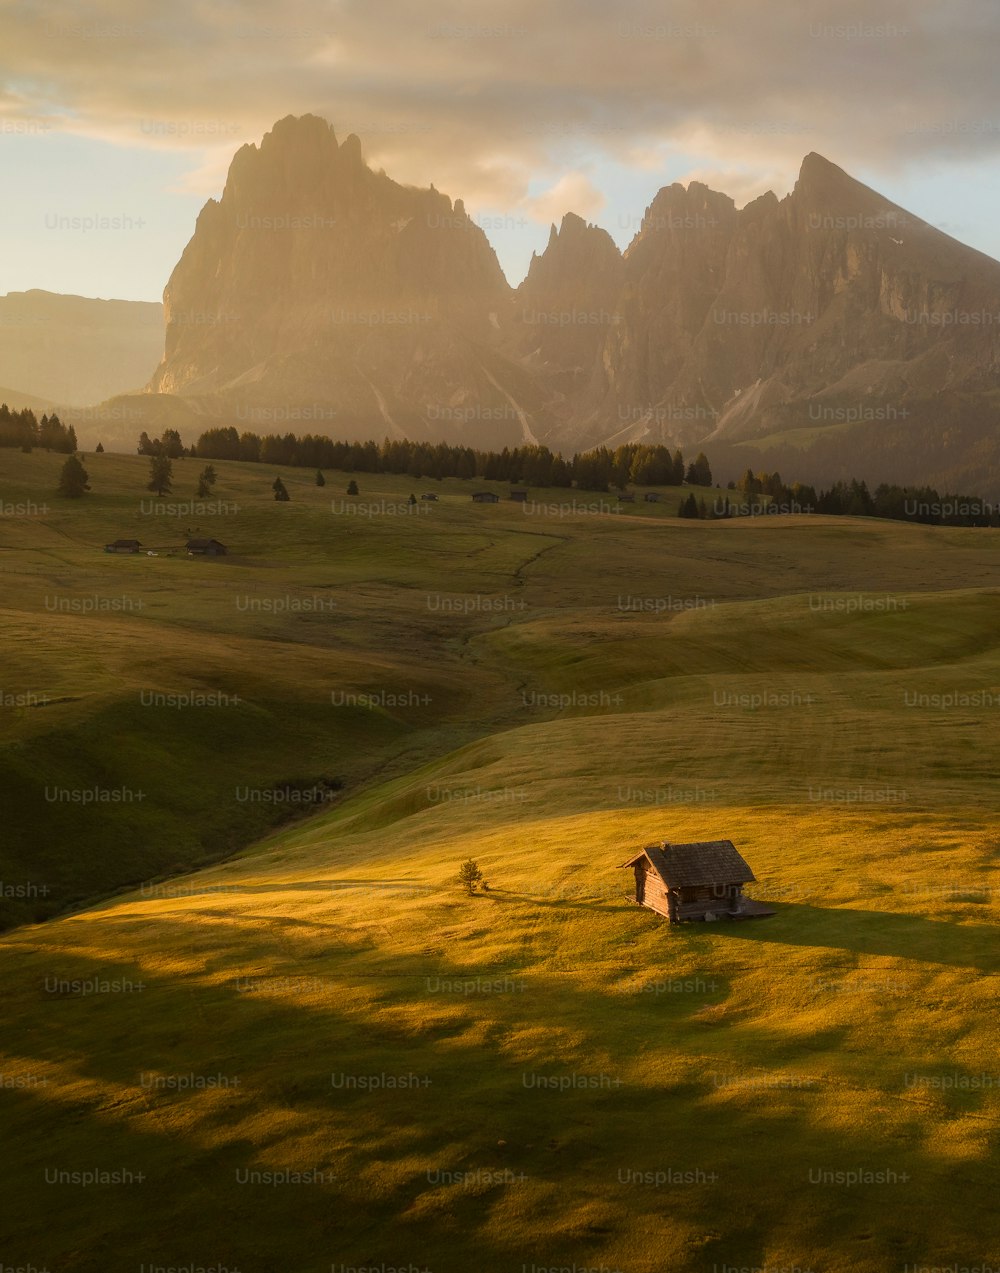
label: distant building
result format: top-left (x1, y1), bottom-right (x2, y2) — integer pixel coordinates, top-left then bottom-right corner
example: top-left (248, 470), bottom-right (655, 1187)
top-left (619, 840), bottom-right (775, 923)
top-left (471, 492), bottom-right (500, 503)
top-left (509, 489), bottom-right (528, 502)
top-left (644, 492), bottom-right (663, 503)
top-left (104, 539), bottom-right (142, 554)
top-left (420, 493), bottom-right (439, 501)
top-left (618, 493), bottom-right (636, 503)
top-left (186, 538), bottom-right (227, 556)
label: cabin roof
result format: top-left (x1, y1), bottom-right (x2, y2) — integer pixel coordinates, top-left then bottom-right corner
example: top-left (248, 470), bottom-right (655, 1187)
top-left (186, 537), bottom-right (225, 549)
top-left (107, 538), bottom-right (141, 547)
top-left (619, 840), bottom-right (756, 887)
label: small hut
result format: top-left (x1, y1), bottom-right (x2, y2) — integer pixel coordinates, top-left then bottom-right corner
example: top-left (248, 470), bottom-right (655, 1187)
top-left (186, 537), bottom-right (227, 556)
top-left (619, 840), bottom-right (775, 923)
top-left (471, 491), bottom-right (500, 504)
top-left (105, 539), bottom-right (142, 554)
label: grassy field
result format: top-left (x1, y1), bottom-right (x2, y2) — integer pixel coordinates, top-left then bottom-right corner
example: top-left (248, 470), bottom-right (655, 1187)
top-left (0, 447), bottom-right (998, 1272)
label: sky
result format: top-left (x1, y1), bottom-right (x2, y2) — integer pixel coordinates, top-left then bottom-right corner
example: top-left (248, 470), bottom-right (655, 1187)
top-left (2, 0), bottom-right (999, 302)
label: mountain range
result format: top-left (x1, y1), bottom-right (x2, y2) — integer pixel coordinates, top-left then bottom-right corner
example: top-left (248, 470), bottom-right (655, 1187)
top-left (28, 114), bottom-right (1000, 491)
top-left (0, 290), bottom-right (163, 410)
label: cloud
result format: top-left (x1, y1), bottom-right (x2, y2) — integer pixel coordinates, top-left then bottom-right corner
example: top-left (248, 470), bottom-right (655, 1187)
top-left (2, 0), bottom-right (999, 216)
top-left (524, 173), bottom-right (607, 225)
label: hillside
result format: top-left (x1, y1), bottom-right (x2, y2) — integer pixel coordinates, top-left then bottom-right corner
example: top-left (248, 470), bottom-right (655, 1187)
top-left (0, 450), bottom-right (998, 1269)
top-left (0, 290), bottom-right (163, 406)
top-left (0, 383), bottom-right (63, 413)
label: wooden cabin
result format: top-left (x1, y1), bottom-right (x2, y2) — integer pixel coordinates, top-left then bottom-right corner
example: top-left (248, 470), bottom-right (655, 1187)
top-left (509, 489), bottom-right (528, 502)
top-left (104, 539), bottom-right (142, 554)
top-left (618, 493), bottom-right (636, 503)
top-left (420, 493), bottom-right (439, 501)
top-left (619, 840), bottom-right (775, 923)
top-left (644, 492), bottom-right (663, 503)
top-left (471, 491), bottom-right (500, 503)
top-left (186, 537), bottom-right (227, 556)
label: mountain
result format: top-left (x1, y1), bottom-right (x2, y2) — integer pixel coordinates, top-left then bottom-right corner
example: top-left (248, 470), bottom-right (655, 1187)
top-left (509, 212), bottom-right (625, 398)
top-left (143, 117), bottom-right (1000, 490)
top-left (0, 290), bottom-right (163, 407)
top-left (147, 114), bottom-right (537, 446)
top-left (576, 153), bottom-right (1000, 460)
top-left (0, 383), bottom-right (62, 414)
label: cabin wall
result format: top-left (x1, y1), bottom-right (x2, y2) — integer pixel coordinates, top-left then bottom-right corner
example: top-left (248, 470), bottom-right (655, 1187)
top-left (640, 871), bottom-right (672, 919)
top-left (678, 884), bottom-right (743, 903)
top-left (673, 883), bottom-right (745, 921)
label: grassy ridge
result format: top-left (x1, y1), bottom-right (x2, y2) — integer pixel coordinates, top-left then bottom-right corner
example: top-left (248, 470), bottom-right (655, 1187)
top-left (0, 448), bottom-right (998, 1270)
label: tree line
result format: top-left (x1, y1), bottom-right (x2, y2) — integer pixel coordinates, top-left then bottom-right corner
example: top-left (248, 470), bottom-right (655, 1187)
top-left (188, 427), bottom-right (996, 525)
top-left (0, 404), bottom-right (78, 453)
top-left (26, 413), bottom-right (999, 527)
top-left (190, 427), bottom-right (716, 491)
top-left (691, 470), bottom-right (999, 527)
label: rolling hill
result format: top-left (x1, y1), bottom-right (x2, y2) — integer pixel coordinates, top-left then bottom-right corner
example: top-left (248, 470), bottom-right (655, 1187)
top-left (0, 450), bottom-right (997, 1270)
top-left (0, 289), bottom-right (163, 407)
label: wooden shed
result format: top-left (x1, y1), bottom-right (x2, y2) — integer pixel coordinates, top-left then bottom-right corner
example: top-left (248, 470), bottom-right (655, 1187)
top-left (509, 489), bottom-right (529, 502)
top-left (471, 491), bottom-right (500, 503)
top-left (619, 840), bottom-right (775, 923)
top-left (105, 538), bottom-right (142, 554)
top-left (186, 537), bottom-right (227, 556)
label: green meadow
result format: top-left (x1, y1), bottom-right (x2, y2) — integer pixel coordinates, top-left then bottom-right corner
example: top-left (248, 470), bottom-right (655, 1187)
top-left (0, 448), bottom-right (998, 1272)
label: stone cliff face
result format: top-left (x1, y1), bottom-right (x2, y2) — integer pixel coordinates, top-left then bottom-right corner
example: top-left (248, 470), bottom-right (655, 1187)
top-left (573, 152), bottom-right (1000, 449)
top-left (148, 119), bottom-right (1000, 482)
top-left (149, 115), bottom-right (521, 443)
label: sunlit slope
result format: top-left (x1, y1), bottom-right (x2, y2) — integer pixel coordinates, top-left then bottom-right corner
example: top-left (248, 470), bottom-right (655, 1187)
top-left (6, 447), bottom-right (998, 926)
top-left (2, 570), bottom-right (999, 1270)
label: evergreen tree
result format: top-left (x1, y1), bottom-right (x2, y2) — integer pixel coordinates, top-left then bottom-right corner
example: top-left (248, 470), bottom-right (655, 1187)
top-left (160, 428), bottom-right (184, 458)
top-left (346, 479), bottom-right (359, 495)
top-left (686, 452), bottom-right (713, 486)
top-left (196, 465), bottom-right (217, 498)
top-left (678, 493), bottom-right (699, 518)
top-left (57, 454), bottom-right (90, 498)
top-left (272, 476), bottom-right (290, 502)
top-left (95, 442), bottom-right (104, 453)
top-left (315, 469), bottom-right (326, 487)
top-left (147, 454), bottom-right (173, 496)
top-left (408, 493), bottom-right (417, 506)
top-left (457, 859), bottom-right (484, 896)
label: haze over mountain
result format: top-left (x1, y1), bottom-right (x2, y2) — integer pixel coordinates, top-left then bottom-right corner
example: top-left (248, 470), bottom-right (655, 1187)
top-left (0, 290), bottom-right (163, 408)
top-left (82, 115), bottom-right (1000, 489)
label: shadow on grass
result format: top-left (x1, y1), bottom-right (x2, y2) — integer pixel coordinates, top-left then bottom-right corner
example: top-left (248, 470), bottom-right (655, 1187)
top-left (479, 888), bottom-right (637, 912)
top-left (1, 910), bottom-right (997, 1272)
top-left (709, 902), bottom-right (1000, 972)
